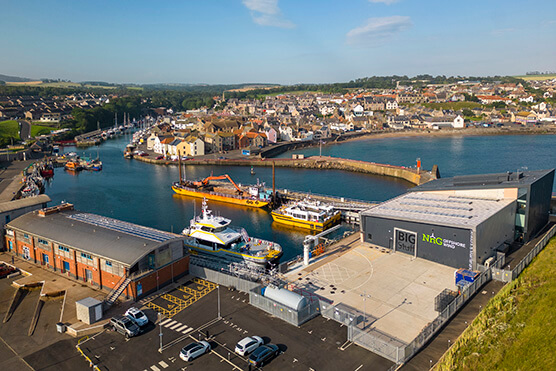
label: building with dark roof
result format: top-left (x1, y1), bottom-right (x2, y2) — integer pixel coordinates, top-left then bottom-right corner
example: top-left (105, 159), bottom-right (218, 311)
top-left (5, 203), bottom-right (189, 301)
top-left (360, 169), bottom-right (554, 270)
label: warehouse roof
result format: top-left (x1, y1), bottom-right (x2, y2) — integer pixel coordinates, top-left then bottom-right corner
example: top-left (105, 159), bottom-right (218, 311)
top-left (7, 207), bottom-right (185, 267)
top-left (412, 169), bottom-right (554, 192)
top-left (361, 191), bottom-right (515, 228)
top-left (0, 194), bottom-right (51, 214)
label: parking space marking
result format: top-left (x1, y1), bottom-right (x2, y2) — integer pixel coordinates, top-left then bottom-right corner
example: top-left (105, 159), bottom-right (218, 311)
top-left (158, 360), bottom-right (169, 368)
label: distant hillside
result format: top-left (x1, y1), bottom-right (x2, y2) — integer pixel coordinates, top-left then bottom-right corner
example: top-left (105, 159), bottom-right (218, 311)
top-left (0, 74), bottom-right (34, 83)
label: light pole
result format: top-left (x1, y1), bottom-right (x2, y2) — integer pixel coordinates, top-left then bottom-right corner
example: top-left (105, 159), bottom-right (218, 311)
top-left (217, 284), bottom-right (221, 319)
top-left (360, 291), bottom-right (371, 329)
top-left (158, 312), bottom-right (163, 353)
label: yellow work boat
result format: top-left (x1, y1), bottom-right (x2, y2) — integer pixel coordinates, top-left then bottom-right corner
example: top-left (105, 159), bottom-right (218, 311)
top-left (271, 199), bottom-right (341, 231)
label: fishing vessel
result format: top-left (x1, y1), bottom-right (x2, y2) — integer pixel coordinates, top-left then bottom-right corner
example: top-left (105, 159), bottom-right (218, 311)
top-left (64, 160), bottom-right (83, 172)
top-left (271, 199), bottom-right (341, 231)
top-left (182, 198), bottom-right (282, 267)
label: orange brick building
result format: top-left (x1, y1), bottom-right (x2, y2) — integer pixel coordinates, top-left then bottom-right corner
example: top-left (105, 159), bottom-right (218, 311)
top-left (4, 203), bottom-right (189, 301)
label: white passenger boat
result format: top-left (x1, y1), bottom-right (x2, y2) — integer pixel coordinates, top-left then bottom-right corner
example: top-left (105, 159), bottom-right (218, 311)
top-left (182, 198), bottom-right (283, 267)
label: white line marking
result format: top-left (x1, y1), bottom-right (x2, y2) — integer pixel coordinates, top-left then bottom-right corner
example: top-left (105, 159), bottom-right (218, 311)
top-left (150, 366), bottom-right (160, 371)
top-left (160, 318), bottom-right (172, 325)
top-left (159, 361), bottom-right (169, 368)
top-left (164, 320), bottom-right (177, 327)
top-left (169, 323), bottom-right (182, 330)
top-left (175, 324), bottom-right (188, 332)
top-left (354, 365), bottom-right (363, 371)
top-left (182, 327), bottom-right (193, 334)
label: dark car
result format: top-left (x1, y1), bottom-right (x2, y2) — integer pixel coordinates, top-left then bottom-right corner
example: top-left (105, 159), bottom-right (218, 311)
top-left (0, 264), bottom-right (16, 279)
top-left (110, 316), bottom-right (140, 338)
top-left (248, 344), bottom-right (279, 366)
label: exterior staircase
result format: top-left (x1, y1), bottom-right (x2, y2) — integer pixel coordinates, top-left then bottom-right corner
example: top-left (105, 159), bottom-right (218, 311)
top-left (104, 276), bottom-right (132, 308)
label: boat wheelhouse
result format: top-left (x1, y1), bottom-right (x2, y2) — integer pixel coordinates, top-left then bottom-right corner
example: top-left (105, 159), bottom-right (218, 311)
top-left (271, 199), bottom-right (341, 231)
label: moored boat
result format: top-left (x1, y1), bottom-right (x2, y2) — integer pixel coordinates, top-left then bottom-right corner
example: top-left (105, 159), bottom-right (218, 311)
top-left (172, 174), bottom-right (272, 208)
top-left (271, 199), bottom-right (341, 231)
top-left (64, 160), bottom-right (83, 172)
top-left (182, 198), bottom-right (282, 267)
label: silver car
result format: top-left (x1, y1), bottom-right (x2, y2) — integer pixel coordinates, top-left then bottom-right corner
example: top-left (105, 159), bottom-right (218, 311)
top-left (235, 336), bottom-right (264, 356)
top-left (180, 341), bottom-right (211, 362)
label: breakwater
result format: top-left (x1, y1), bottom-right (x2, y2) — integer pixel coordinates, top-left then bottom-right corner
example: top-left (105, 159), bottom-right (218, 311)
top-left (134, 155), bottom-right (437, 186)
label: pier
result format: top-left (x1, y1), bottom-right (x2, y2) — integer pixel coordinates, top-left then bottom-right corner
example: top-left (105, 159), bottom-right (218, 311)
top-left (136, 155), bottom-right (438, 186)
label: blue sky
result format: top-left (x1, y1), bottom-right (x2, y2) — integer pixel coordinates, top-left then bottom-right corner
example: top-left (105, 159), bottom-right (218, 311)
top-left (1, 0), bottom-right (555, 84)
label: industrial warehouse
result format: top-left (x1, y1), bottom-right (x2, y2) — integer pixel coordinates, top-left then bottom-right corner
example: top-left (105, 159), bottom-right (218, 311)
top-left (360, 169), bottom-right (555, 270)
top-left (4, 203), bottom-right (189, 301)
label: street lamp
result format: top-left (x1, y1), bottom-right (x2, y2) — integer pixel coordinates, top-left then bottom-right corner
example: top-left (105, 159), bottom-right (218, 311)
top-left (158, 312), bottom-right (163, 353)
top-left (217, 284), bottom-right (221, 319)
top-left (360, 291), bottom-right (371, 328)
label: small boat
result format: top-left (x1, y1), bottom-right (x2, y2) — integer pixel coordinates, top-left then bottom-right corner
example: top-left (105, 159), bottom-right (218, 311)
top-left (64, 161), bottom-right (83, 171)
top-left (124, 143), bottom-right (135, 159)
top-left (271, 199), bottom-right (341, 231)
top-left (183, 198), bottom-right (282, 267)
top-left (250, 166), bottom-right (255, 175)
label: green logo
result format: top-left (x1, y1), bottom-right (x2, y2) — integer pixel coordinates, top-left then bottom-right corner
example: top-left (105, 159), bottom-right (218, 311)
top-left (423, 233), bottom-right (443, 246)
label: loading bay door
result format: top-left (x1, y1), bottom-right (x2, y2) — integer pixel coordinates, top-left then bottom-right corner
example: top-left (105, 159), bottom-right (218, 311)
top-left (394, 228), bottom-right (417, 258)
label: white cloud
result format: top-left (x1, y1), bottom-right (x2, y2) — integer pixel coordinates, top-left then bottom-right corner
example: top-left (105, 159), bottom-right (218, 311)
top-left (347, 16), bottom-right (412, 46)
top-left (368, 0), bottom-right (399, 4)
top-left (242, 0), bottom-right (294, 28)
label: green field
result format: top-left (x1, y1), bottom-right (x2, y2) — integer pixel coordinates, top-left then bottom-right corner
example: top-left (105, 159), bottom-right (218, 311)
top-left (435, 235), bottom-right (556, 371)
top-left (423, 102), bottom-right (483, 110)
top-left (515, 74), bottom-right (556, 81)
top-left (30, 124), bottom-right (54, 137)
top-left (0, 120), bottom-right (21, 146)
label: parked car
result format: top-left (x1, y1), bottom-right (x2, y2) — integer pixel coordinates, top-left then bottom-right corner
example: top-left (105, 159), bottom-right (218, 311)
top-left (125, 307), bottom-right (149, 327)
top-left (110, 316), bottom-right (140, 338)
top-left (235, 336), bottom-right (264, 356)
top-left (0, 264), bottom-right (16, 279)
top-left (156, 155), bottom-right (164, 160)
top-left (180, 341), bottom-right (211, 362)
top-left (248, 344), bottom-right (279, 367)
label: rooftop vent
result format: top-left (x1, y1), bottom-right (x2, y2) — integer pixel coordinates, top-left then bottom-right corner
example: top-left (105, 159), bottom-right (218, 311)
top-left (38, 203), bottom-right (74, 217)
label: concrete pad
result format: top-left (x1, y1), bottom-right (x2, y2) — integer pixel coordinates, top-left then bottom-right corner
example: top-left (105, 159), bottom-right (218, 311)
top-left (286, 239), bottom-right (458, 345)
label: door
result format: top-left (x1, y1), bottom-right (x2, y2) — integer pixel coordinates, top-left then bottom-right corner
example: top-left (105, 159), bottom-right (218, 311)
top-left (8, 240), bottom-right (13, 252)
top-left (42, 253), bottom-right (49, 266)
top-left (63, 261), bottom-right (70, 273)
top-left (22, 246), bottom-right (30, 260)
top-left (85, 269), bottom-right (93, 282)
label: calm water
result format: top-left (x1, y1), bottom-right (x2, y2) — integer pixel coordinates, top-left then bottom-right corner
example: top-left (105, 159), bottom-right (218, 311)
top-left (278, 134), bottom-right (556, 187)
top-left (45, 133), bottom-right (556, 262)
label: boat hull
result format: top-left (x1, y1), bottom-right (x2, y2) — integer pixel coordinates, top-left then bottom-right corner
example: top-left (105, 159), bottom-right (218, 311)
top-left (187, 244), bottom-right (282, 267)
top-left (271, 210), bottom-right (341, 231)
top-left (172, 185), bottom-right (269, 208)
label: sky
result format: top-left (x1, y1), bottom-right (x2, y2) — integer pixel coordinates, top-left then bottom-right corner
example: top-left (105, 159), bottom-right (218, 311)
top-left (1, 0), bottom-right (555, 85)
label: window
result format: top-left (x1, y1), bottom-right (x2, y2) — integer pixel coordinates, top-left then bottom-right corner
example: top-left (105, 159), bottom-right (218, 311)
top-left (58, 246), bottom-right (70, 252)
top-left (105, 260), bottom-right (112, 267)
top-left (23, 233), bottom-right (29, 239)
top-left (367, 233), bottom-right (372, 240)
top-left (38, 238), bottom-right (49, 245)
top-left (80, 252), bottom-right (92, 260)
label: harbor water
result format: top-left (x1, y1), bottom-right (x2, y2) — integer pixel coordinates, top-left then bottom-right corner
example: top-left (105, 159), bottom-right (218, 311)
top-left (45, 133), bottom-right (556, 262)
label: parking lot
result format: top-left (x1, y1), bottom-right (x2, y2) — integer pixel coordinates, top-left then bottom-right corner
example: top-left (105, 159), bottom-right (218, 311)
top-left (81, 282), bottom-right (394, 370)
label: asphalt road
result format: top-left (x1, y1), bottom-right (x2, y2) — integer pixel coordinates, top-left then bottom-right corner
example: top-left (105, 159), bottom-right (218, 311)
top-left (18, 120), bottom-right (31, 141)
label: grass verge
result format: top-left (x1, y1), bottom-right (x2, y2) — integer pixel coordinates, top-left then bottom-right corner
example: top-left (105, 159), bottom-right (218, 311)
top-left (30, 124), bottom-right (54, 137)
top-left (0, 120), bottom-right (21, 146)
top-left (435, 235), bottom-right (556, 371)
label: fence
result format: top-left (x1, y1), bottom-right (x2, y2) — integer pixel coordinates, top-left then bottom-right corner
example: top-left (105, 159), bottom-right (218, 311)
top-left (248, 285), bottom-right (322, 327)
top-left (491, 224), bottom-right (556, 283)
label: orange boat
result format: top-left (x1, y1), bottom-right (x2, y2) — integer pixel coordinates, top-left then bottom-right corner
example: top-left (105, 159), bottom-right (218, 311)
top-left (64, 161), bottom-right (82, 171)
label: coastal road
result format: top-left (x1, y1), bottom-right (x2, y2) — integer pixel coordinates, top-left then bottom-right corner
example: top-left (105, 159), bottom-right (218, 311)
top-left (18, 120), bottom-right (31, 141)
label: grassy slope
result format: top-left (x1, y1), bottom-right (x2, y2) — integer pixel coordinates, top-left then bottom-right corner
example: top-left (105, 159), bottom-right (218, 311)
top-left (515, 74), bottom-right (556, 81)
top-left (435, 236), bottom-right (556, 371)
top-left (30, 124), bottom-right (54, 137)
top-left (0, 120), bottom-right (21, 142)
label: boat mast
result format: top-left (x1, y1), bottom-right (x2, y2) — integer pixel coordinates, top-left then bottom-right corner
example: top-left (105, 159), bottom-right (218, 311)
top-left (178, 150), bottom-right (182, 183)
top-left (272, 161), bottom-right (276, 203)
